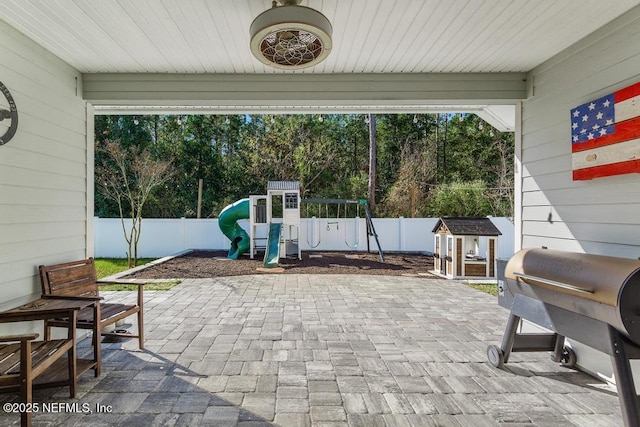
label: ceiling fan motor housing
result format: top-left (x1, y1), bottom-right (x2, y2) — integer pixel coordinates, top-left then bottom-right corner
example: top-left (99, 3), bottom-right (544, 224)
top-left (250, 3), bottom-right (333, 70)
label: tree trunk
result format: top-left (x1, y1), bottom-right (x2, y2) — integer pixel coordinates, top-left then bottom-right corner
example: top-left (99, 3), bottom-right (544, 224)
top-left (368, 114), bottom-right (377, 211)
top-left (435, 114), bottom-right (440, 183)
top-left (443, 113), bottom-right (449, 180)
top-left (197, 178), bottom-right (203, 218)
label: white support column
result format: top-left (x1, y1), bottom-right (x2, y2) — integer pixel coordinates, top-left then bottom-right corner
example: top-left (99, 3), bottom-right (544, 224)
top-left (514, 101), bottom-right (523, 252)
top-left (86, 103), bottom-right (95, 258)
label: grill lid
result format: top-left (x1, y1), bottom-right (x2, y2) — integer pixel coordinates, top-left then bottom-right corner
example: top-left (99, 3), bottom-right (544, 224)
top-left (505, 248), bottom-right (640, 307)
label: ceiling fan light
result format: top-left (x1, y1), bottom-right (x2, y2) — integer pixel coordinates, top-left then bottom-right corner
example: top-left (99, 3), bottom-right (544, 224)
top-left (250, 4), bottom-right (332, 70)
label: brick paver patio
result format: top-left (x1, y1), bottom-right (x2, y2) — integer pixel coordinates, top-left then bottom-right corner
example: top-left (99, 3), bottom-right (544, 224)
top-left (0, 275), bottom-right (623, 426)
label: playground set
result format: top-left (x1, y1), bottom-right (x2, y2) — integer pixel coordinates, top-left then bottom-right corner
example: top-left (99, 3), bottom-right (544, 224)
top-left (217, 181), bottom-right (384, 268)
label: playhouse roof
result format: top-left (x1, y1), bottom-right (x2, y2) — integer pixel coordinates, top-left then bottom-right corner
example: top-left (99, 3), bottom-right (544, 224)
top-left (267, 181), bottom-right (300, 191)
top-left (432, 217), bottom-right (502, 236)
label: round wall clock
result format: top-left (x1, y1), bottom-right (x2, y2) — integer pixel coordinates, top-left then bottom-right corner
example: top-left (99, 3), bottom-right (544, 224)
top-left (0, 81), bottom-right (18, 146)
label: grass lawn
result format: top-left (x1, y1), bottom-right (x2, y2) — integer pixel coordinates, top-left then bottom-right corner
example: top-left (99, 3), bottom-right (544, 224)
top-left (94, 258), bottom-right (156, 278)
top-left (465, 282), bottom-right (498, 297)
top-left (95, 258), bottom-right (180, 291)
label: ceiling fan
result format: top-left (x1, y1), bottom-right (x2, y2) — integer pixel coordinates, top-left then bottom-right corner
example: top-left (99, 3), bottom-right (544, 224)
top-left (250, 0), bottom-right (332, 70)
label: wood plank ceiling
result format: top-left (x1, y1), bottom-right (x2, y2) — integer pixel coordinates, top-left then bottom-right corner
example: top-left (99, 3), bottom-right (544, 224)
top-left (0, 0), bottom-right (639, 74)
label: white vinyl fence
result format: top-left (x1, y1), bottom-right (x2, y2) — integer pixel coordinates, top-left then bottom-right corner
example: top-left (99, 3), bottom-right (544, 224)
top-left (94, 217), bottom-right (515, 260)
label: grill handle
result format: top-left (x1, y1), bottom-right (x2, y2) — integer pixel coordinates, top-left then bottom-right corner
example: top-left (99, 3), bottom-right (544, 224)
top-left (513, 272), bottom-right (594, 295)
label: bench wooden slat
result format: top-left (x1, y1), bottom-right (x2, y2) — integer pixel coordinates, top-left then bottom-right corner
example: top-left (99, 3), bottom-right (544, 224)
top-left (0, 343), bottom-right (21, 375)
top-left (46, 266), bottom-right (96, 285)
top-left (100, 303), bottom-right (137, 321)
top-left (1, 341), bottom-right (71, 377)
top-left (50, 286), bottom-right (97, 298)
top-left (29, 341), bottom-right (74, 379)
top-left (0, 374), bottom-right (19, 388)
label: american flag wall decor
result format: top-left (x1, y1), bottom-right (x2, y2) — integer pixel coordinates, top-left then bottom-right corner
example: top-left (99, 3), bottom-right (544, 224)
top-left (571, 81), bottom-right (640, 180)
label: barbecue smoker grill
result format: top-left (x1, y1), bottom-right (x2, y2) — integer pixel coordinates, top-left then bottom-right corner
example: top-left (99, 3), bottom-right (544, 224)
top-left (488, 248), bottom-right (640, 426)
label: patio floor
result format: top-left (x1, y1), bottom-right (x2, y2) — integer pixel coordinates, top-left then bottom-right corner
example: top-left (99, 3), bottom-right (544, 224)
top-left (0, 275), bottom-right (623, 426)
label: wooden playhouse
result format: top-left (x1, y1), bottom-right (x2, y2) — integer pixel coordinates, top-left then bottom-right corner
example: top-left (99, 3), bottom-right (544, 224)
top-left (432, 217), bottom-right (501, 279)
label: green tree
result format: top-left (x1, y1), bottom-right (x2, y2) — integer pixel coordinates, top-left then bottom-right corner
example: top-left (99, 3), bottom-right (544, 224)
top-left (96, 140), bottom-right (173, 267)
top-left (382, 143), bottom-right (437, 217)
top-left (427, 180), bottom-right (492, 217)
top-left (95, 115), bottom-right (156, 217)
top-left (94, 113), bottom-right (514, 220)
top-left (241, 114), bottom-right (344, 197)
top-left (335, 114), bottom-right (370, 199)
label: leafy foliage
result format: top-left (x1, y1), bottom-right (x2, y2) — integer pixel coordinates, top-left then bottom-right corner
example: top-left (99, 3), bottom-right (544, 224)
top-left (94, 113), bottom-right (514, 220)
top-left (427, 180), bottom-right (493, 217)
top-left (95, 140), bottom-right (173, 267)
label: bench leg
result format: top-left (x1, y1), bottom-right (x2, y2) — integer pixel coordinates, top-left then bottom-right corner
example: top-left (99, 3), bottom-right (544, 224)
top-left (44, 322), bottom-right (51, 342)
top-left (20, 339), bottom-right (33, 427)
top-left (137, 309), bottom-right (144, 350)
top-left (68, 310), bottom-right (77, 397)
top-left (137, 286), bottom-right (144, 350)
top-left (93, 303), bottom-right (101, 377)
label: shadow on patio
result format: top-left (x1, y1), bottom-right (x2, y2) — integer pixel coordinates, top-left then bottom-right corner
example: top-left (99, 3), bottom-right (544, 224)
top-left (0, 275), bottom-right (623, 426)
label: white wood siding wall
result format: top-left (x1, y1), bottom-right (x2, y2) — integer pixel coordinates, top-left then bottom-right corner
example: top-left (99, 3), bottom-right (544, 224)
top-left (0, 19), bottom-right (87, 316)
top-left (521, 4), bottom-right (640, 383)
top-left (521, 6), bottom-right (640, 258)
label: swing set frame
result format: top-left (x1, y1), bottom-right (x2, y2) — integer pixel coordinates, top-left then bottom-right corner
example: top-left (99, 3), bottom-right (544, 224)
top-left (301, 198), bottom-right (385, 262)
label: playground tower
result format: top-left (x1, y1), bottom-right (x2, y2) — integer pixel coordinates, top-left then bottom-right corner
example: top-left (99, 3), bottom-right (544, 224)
top-left (247, 181), bottom-right (301, 265)
top-left (267, 181), bottom-right (301, 262)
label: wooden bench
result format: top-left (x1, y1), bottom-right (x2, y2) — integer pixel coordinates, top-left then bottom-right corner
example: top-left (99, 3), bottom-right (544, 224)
top-left (0, 302), bottom-right (80, 427)
top-left (39, 258), bottom-right (146, 376)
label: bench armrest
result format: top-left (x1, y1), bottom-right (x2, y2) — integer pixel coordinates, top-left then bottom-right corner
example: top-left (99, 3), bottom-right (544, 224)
top-left (96, 280), bottom-right (148, 286)
top-left (96, 280), bottom-right (146, 307)
top-left (0, 333), bottom-right (39, 343)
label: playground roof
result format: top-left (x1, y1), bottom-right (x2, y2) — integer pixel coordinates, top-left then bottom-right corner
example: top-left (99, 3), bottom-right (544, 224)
top-left (267, 181), bottom-right (300, 192)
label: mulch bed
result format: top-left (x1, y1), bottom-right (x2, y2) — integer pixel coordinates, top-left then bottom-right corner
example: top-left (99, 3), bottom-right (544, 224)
top-left (124, 250), bottom-right (436, 279)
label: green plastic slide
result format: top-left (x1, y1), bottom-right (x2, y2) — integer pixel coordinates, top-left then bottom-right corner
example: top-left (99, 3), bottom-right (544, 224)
top-left (263, 223), bottom-right (282, 268)
top-left (218, 198), bottom-right (250, 259)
